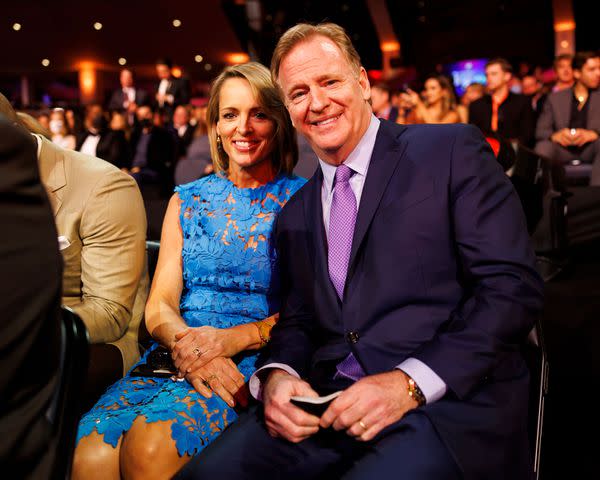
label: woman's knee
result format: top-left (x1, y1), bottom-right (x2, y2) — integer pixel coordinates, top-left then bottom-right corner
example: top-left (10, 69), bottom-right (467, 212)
top-left (120, 419), bottom-right (188, 479)
top-left (72, 432), bottom-right (120, 480)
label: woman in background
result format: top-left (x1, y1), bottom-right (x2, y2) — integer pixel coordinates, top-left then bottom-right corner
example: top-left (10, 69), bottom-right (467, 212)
top-left (401, 75), bottom-right (461, 124)
top-left (49, 108), bottom-right (76, 149)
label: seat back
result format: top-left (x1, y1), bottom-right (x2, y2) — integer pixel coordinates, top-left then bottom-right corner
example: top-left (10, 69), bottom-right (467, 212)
top-left (49, 307), bottom-right (89, 480)
top-left (138, 240), bottom-right (161, 351)
top-left (524, 320), bottom-right (549, 480)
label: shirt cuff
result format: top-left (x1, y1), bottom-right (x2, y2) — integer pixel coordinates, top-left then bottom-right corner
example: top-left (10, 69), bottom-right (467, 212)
top-left (396, 357), bottom-right (447, 404)
top-left (248, 363), bottom-right (301, 401)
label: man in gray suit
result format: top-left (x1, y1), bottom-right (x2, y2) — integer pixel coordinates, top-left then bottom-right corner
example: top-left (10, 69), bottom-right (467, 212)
top-left (535, 51), bottom-right (600, 185)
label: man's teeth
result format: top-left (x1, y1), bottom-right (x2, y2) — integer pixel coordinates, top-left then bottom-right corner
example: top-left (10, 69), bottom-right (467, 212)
top-left (315, 116), bottom-right (338, 126)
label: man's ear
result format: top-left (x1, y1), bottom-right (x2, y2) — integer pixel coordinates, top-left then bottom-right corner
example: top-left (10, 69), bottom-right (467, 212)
top-left (358, 67), bottom-right (371, 101)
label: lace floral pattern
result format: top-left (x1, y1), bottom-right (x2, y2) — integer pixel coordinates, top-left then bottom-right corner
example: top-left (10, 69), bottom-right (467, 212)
top-left (76, 173), bottom-right (306, 456)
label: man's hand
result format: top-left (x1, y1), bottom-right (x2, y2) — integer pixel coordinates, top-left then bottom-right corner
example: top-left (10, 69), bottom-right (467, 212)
top-left (263, 369), bottom-right (321, 443)
top-left (320, 370), bottom-right (419, 442)
top-left (551, 128), bottom-right (574, 147)
top-left (571, 128), bottom-right (598, 147)
top-left (186, 357), bottom-right (248, 408)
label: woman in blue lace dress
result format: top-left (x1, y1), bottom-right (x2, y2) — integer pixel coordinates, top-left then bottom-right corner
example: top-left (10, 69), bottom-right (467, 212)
top-left (73, 62), bottom-right (306, 480)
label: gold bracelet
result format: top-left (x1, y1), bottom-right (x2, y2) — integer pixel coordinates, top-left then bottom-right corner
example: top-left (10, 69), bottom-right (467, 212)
top-left (407, 377), bottom-right (426, 407)
top-left (254, 321), bottom-right (271, 347)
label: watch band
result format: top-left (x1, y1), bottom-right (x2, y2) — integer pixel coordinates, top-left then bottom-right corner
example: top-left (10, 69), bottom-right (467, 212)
top-left (407, 377), bottom-right (426, 407)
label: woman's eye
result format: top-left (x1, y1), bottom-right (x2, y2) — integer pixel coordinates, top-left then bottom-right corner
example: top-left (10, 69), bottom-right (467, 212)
top-left (255, 111), bottom-right (268, 119)
top-left (222, 112), bottom-right (235, 119)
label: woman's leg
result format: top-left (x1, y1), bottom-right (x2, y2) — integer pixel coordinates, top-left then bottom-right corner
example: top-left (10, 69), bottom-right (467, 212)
top-left (120, 417), bottom-right (192, 480)
top-left (72, 431), bottom-right (121, 480)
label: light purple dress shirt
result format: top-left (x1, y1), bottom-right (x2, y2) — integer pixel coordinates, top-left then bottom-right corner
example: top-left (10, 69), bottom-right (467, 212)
top-left (249, 115), bottom-right (447, 404)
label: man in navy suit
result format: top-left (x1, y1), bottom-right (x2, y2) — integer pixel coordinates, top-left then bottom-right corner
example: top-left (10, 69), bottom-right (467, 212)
top-left (178, 23), bottom-right (543, 480)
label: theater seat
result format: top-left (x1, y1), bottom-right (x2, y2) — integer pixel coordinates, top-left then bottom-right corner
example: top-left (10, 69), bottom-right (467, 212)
top-left (525, 319), bottom-right (549, 480)
top-left (138, 241), bottom-right (161, 352)
top-left (48, 306), bottom-right (89, 480)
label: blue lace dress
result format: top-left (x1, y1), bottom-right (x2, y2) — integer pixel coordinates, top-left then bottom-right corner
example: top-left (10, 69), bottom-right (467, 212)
top-left (76, 173), bottom-right (306, 456)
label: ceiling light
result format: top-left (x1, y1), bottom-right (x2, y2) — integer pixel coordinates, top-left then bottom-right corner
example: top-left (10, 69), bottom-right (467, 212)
top-left (41, 58), bottom-right (50, 67)
top-left (204, 63), bottom-right (212, 71)
top-left (118, 57), bottom-right (127, 65)
top-left (93, 22), bottom-right (103, 30)
top-left (13, 23), bottom-right (21, 31)
top-left (172, 19), bottom-right (182, 28)
top-left (195, 55), bottom-right (203, 63)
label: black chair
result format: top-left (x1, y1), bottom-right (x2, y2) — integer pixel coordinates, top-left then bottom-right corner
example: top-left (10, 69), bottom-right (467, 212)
top-left (48, 306), bottom-right (89, 480)
top-left (138, 240), bottom-right (161, 352)
top-left (524, 320), bottom-right (549, 480)
top-left (511, 144), bottom-right (571, 281)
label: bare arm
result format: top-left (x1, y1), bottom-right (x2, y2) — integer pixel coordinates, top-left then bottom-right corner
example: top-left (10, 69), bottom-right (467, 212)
top-left (144, 193), bottom-right (188, 349)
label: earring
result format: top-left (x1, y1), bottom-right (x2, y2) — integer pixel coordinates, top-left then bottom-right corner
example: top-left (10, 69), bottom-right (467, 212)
top-left (216, 134), bottom-right (222, 150)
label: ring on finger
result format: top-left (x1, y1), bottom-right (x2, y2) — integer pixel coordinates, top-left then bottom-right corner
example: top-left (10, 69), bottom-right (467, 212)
top-left (192, 347), bottom-right (202, 357)
top-left (358, 420), bottom-right (368, 430)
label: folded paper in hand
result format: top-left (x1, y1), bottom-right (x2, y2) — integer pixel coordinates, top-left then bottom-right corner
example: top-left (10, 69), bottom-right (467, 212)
top-left (290, 390), bottom-right (342, 417)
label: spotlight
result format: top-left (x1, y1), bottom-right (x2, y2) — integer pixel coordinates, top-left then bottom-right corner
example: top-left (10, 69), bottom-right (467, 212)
top-left (41, 58), bottom-right (50, 67)
top-left (204, 63), bottom-right (212, 71)
top-left (195, 55), bottom-right (203, 63)
top-left (172, 19), bottom-right (182, 28)
top-left (13, 23), bottom-right (21, 31)
top-left (118, 57), bottom-right (127, 65)
top-left (93, 22), bottom-right (103, 30)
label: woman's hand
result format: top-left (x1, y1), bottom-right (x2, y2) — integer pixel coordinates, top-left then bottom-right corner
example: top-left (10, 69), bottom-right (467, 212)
top-left (185, 357), bottom-right (248, 408)
top-left (172, 326), bottom-right (242, 375)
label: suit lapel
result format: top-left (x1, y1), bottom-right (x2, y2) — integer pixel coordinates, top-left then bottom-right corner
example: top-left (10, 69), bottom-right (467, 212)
top-left (348, 122), bottom-right (407, 271)
top-left (304, 168), bottom-right (340, 306)
top-left (38, 138), bottom-right (66, 216)
top-left (557, 91), bottom-right (571, 129)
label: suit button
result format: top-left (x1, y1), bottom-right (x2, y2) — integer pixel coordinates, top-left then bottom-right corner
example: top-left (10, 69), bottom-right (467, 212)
top-left (347, 331), bottom-right (360, 344)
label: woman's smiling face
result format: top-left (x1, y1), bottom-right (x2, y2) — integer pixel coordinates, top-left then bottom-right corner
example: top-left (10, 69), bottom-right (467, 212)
top-left (216, 77), bottom-right (275, 172)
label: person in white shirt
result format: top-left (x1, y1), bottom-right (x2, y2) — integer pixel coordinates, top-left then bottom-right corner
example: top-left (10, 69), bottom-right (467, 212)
top-left (49, 108), bottom-right (76, 150)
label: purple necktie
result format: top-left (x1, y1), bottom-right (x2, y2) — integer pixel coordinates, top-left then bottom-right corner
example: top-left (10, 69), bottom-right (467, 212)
top-left (328, 164), bottom-right (365, 381)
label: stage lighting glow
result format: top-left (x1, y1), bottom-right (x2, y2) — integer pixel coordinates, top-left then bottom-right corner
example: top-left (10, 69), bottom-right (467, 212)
top-left (118, 57), bottom-right (127, 65)
top-left (195, 55), bottom-right (203, 63)
top-left (13, 23), bottom-right (21, 31)
top-left (41, 58), bottom-right (50, 67)
top-left (173, 19), bottom-right (182, 27)
top-left (204, 63), bottom-right (212, 71)
top-left (93, 22), bottom-right (103, 30)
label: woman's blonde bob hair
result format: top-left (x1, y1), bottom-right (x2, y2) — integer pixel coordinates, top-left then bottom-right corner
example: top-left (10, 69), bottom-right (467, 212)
top-left (206, 62), bottom-right (298, 175)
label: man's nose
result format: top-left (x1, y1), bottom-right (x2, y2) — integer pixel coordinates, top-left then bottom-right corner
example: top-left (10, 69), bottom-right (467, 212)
top-left (309, 88), bottom-right (330, 112)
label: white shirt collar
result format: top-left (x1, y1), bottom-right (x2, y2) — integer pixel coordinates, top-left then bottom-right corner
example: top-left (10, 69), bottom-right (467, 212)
top-left (319, 114), bottom-right (380, 193)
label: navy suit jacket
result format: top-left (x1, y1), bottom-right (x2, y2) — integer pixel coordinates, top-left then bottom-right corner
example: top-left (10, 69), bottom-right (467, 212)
top-left (266, 120), bottom-right (544, 479)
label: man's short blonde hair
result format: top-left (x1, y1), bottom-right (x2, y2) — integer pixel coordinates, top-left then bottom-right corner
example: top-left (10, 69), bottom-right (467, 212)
top-left (206, 62), bottom-right (298, 175)
top-left (270, 23), bottom-right (362, 83)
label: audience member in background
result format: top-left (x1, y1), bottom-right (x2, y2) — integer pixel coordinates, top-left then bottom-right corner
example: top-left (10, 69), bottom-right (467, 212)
top-left (76, 104), bottom-right (129, 168)
top-left (0, 95), bottom-right (149, 416)
top-left (155, 58), bottom-right (191, 119)
top-left (401, 75), bottom-right (460, 124)
top-left (521, 75), bottom-right (547, 118)
top-left (178, 22), bottom-right (542, 480)
top-left (109, 111), bottom-right (131, 140)
top-left (107, 68), bottom-right (149, 123)
top-left (552, 54), bottom-right (574, 92)
top-left (66, 108), bottom-right (84, 137)
top-left (174, 110), bottom-right (213, 185)
top-left (535, 51), bottom-right (600, 185)
top-left (370, 83), bottom-right (399, 122)
top-left (169, 104), bottom-right (195, 160)
top-left (73, 61), bottom-right (305, 480)
top-left (0, 112), bottom-right (62, 480)
top-left (35, 110), bottom-right (50, 131)
top-left (469, 58), bottom-right (535, 146)
top-left (457, 82), bottom-right (485, 123)
top-left (127, 104), bottom-right (176, 191)
top-left (49, 108), bottom-right (76, 150)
